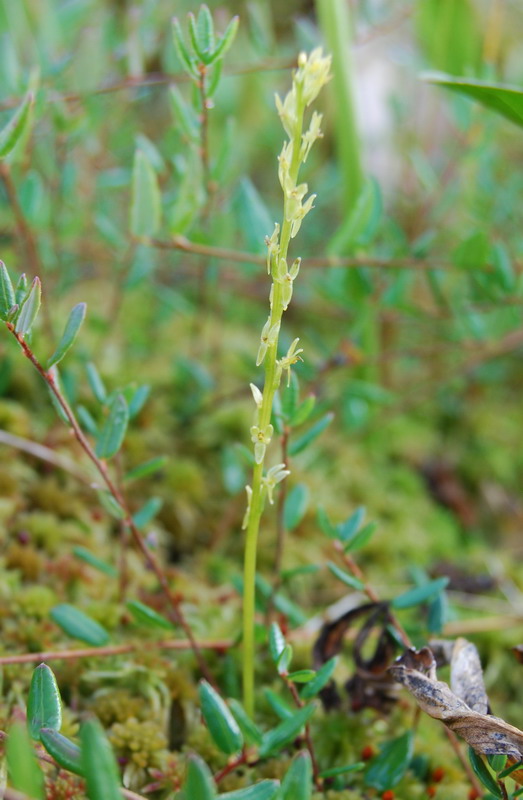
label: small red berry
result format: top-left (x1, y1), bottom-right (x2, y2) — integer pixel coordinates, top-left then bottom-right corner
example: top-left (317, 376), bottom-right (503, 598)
top-left (361, 745), bottom-right (374, 761)
top-left (427, 786), bottom-right (437, 797)
top-left (431, 766), bottom-right (445, 783)
top-left (382, 792), bottom-right (395, 800)
top-left (468, 790), bottom-right (481, 800)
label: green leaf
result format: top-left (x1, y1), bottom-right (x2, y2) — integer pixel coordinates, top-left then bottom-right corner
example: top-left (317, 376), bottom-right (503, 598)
top-left (453, 230), bottom-right (490, 270)
top-left (0, 90), bottom-right (34, 159)
top-left (6, 720), bottom-right (45, 799)
top-left (281, 372), bottom-right (299, 420)
top-left (337, 506), bottom-right (365, 542)
top-left (172, 18), bottom-right (198, 77)
top-left (50, 604), bottom-right (110, 646)
top-left (391, 577), bottom-right (449, 610)
top-left (344, 521), bottom-right (377, 552)
top-left (289, 395), bottom-right (316, 427)
top-left (269, 621), bottom-right (286, 663)
top-left (86, 362), bottom-right (107, 404)
top-left (47, 303), bottom-right (86, 368)
top-left (130, 148), bottom-right (162, 238)
top-left (14, 276), bottom-right (41, 335)
top-left (498, 759), bottom-right (523, 779)
top-left (319, 762), bottom-right (365, 779)
top-left (300, 657), bottom-right (337, 700)
top-left (15, 272), bottom-right (28, 304)
top-left (328, 178), bottom-right (382, 255)
top-left (184, 754), bottom-right (216, 800)
top-left (81, 717), bottom-right (122, 800)
top-left (423, 72), bottom-right (523, 129)
top-left (209, 15), bottom-right (239, 63)
top-left (0, 260), bottom-right (15, 320)
top-left (468, 747), bottom-right (502, 798)
top-left (169, 85), bottom-right (199, 142)
top-left (259, 703), bottom-right (316, 758)
top-left (288, 413), bottom-right (334, 457)
top-left (487, 754), bottom-right (507, 773)
top-left (317, 506), bottom-right (338, 539)
top-left (276, 644), bottom-right (293, 676)
top-left (220, 781), bottom-right (280, 800)
top-left (27, 663), bottom-right (62, 740)
top-left (264, 688), bottom-right (294, 721)
top-left (40, 728), bottom-right (84, 776)
top-left (196, 5), bottom-right (215, 61)
top-left (227, 698), bottom-right (263, 746)
top-left (127, 599), bottom-right (173, 630)
top-left (199, 680), bottom-right (243, 755)
top-left (283, 484), bottom-right (309, 531)
top-left (279, 751), bottom-right (312, 800)
top-left (128, 384), bottom-right (150, 418)
top-left (220, 782), bottom-right (279, 800)
top-left (132, 496), bottom-right (163, 528)
top-left (364, 731), bottom-right (414, 791)
top-left (95, 394), bottom-right (129, 459)
top-left (73, 546), bottom-right (117, 577)
top-left (287, 670), bottom-right (316, 683)
top-left (97, 490), bottom-right (125, 520)
top-left (327, 562), bottom-right (364, 591)
top-left (125, 456), bottom-right (167, 482)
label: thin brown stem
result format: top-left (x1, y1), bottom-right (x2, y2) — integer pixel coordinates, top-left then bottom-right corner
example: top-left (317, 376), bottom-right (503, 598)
top-left (145, 234), bottom-right (498, 273)
top-left (6, 324), bottom-right (213, 683)
top-left (0, 428), bottom-right (91, 484)
top-left (0, 638), bottom-right (232, 666)
top-left (214, 750), bottom-right (249, 783)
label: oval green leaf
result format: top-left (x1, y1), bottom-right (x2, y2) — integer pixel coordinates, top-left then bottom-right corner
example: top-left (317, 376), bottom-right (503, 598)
top-left (269, 621), bottom-right (286, 663)
top-left (6, 720), bottom-right (44, 799)
top-left (283, 484), bottom-right (309, 531)
top-left (80, 717), bottom-right (121, 800)
top-left (50, 604), bottom-right (110, 646)
top-left (72, 546), bottom-right (117, 577)
top-left (130, 148), bottom-right (161, 238)
top-left (47, 302), bottom-right (86, 368)
top-left (27, 663), bottom-right (62, 740)
top-left (0, 261), bottom-right (15, 320)
top-left (127, 599), bottom-right (174, 630)
top-left (227, 698), bottom-right (263, 746)
top-left (364, 731), bottom-right (413, 791)
top-left (198, 679), bottom-right (243, 755)
top-left (391, 577), bottom-right (449, 610)
top-left (327, 561), bottom-right (364, 591)
top-left (184, 753), bottom-right (216, 800)
top-left (40, 728), bottom-right (84, 776)
top-left (0, 90), bottom-right (34, 159)
top-left (259, 703), bottom-right (316, 758)
top-left (300, 657), bottom-right (337, 700)
top-left (220, 780), bottom-right (280, 800)
top-left (280, 751), bottom-right (312, 800)
top-left (288, 413), bottom-right (334, 456)
top-left (132, 496), bottom-right (163, 528)
top-left (95, 394), bottom-right (129, 459)
top-left (14, 276), bottom-right (41, 336)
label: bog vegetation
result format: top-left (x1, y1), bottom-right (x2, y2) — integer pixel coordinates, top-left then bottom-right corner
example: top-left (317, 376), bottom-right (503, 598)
top-left (1, 1), bottom-right (523, 799)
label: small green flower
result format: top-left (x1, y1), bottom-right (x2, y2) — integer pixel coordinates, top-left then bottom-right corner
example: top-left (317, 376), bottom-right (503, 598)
top-left (261, 462), bottom-right (291, 504)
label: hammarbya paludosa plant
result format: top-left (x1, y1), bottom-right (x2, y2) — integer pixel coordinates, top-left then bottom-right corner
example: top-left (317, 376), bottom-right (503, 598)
top-left (242, 49), bottom-right (331, 715)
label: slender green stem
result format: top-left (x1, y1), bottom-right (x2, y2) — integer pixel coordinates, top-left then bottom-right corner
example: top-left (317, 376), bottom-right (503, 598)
top-left (242, 88), bottom-right (306, 716)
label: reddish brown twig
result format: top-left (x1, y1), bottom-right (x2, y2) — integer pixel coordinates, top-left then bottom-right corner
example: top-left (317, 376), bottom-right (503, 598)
top-left (285, 678), bottom-right (322, 789)
top-left (6, 323), bottom-right (213, 683)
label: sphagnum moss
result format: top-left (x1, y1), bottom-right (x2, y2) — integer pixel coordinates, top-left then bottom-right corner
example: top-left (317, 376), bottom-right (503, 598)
top-left (242, 48), bottom-right (331, 715)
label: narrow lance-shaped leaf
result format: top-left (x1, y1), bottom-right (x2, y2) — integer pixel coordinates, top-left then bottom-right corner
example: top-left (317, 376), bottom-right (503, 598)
top-left (6, 720), bottom-right (45, 799)
top-left (169, 86), bottom-right (199, 142)
top-left (198, 679), bottom-right (244, 755)
top-left (47, 302), bottom-right (86, 368)
top-left (95, 394), bottom-right (129, 459)
top-left (80, 717), bottom-right (122, 800)
top-left (300, 657), bottom-right (337, 700)
top-left (283, 484), bottom-right (309, 531)
top-left (40, 728), bottom-right (84, 776)
top-left (86, 361), bottom-right (107, 404)
top-left (127, 599), bottom-right (174, 631)
top-left (209, 15), bottom-right (239, 64)
top-left (0, 90), bottom-right (34, 159)
top-left (269, 621), bottom-right (286, 663)
top-left (219, 781), bottom-right (280, 800)
top-left (288, 412), bottom-right (334, 456)
top-left (184, 754), bottom-right (216, 800)
top-left (364, 731), bottom-right (414, 791)
top-left (279, 751), bottom-right (312, 800)
top-left (172, 17), bottom-right (198, 77)
top-left (27, 663), bottom-right (62, 740)
top-left (196, 5), bottom-right (215, 62)
top-left (15, 272), bottom-right (28, 304)
top-left (132, 496), bottom-right (163, 528)
top-left (14, 276), bottom-right (41, 335)
top-left (468, 747), bottom-right (503, 798)
top-left (130, 148), bottom-right (161, 238)
top-left (259, 703), bottom-right (317, 758)
top-left (0, 260), bottom-right (15, 320)
top-left (50, 603), bottom-right (110, 646)
top-left (391, 577), bottom-right (449, 610)
top-left (423, 72), bottom-right (523, 129)
top-left (327, 561), bottom-right (364, 591)
top-left (227, 698), bottom-right (263, 746)
top-left (73, 546), bottom-right (118, 577)
top-left (125, 455), bottom-right (168, 482)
